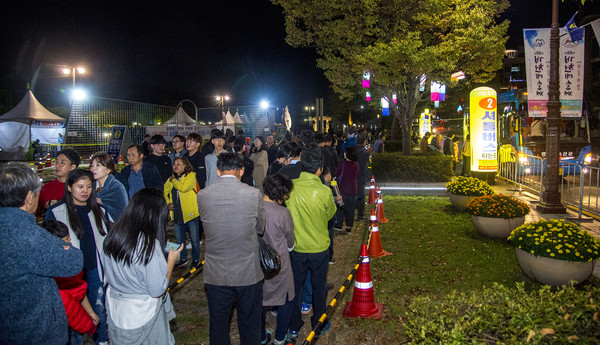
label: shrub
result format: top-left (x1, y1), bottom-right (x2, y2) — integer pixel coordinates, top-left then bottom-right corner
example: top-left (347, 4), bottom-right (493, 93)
top-left (508, 219), bottom-right (600, 262)
top-left (466, 194), bottom-right (530, 219)
top-left (404, 283), bottom-right (600, 344)
top-left (370, 152), bottom-right (453, 182)
top-left (446, 176), bottom-right (494, 196)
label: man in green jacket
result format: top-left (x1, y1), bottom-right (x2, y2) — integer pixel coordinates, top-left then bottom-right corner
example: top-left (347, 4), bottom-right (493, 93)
top-left (286, 148), bottom-right (337, 339)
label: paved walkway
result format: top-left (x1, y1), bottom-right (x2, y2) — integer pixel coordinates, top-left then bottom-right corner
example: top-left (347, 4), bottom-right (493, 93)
top-left (375, 180), bottom-right (600, 278)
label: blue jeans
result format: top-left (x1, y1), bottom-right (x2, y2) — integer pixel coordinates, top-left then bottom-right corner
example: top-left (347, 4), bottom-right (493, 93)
top-left (174, 217), bottom-right (200, 262)
top-left (302, 271), bottom-right (312, 305)
top-left (86, 268), bottom-right (107, 344)
top-left (262, 293), bottom-right (294, 342)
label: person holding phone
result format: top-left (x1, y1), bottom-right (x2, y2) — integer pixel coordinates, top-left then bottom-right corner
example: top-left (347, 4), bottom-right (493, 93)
top-left (101, 188), bottom-right (183, 344)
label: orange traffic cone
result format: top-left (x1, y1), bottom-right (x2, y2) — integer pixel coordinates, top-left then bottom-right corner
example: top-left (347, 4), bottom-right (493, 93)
top-left (367, 175), bottom-right (377, 204)
top-left (343, 244), bottom-right (383, 319)
top-left (375, 191), bottom-right (389, 223)
top-left (368, 222), bottom-right (392, 258)
top-left (369, 209), bottom-right (377, 225)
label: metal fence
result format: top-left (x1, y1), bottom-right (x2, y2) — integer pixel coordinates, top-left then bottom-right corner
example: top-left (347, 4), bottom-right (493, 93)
top-left (61, 96), bottom-right (275, 157)
top-left (499, 153), bottom-right (600, 218)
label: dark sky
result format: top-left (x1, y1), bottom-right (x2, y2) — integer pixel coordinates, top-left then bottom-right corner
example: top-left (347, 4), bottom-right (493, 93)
top-left (0, 1), bottom-right (598, 110)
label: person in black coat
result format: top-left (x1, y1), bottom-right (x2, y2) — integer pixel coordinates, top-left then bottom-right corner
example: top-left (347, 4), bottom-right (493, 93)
top-left (118, 145), bottom-right (163, 199)
top-left (233, 136), bottom-right (255, 186)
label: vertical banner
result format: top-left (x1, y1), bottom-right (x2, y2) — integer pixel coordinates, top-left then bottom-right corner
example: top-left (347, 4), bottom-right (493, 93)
top-left (419, 112), bottom-right (431, 138)
top-left (470, 87), bottom-right (498, 172)
top-left (523, 27), bottom-right (584, 117)
top-left (107, 126), bottom-right (128, 163)
top-left (366, 91), bottom-right (371, 102)
top-left (362, 71), bottom-right (371, 88)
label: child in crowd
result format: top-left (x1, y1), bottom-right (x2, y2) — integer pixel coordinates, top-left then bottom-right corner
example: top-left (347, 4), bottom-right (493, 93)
top-left (41, 220), bottom-right (98, 344)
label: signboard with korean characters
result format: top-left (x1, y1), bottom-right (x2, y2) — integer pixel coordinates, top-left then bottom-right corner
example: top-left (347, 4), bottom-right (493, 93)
top-left (523, 28), bottom-right (584, 117)
top-left (470, 87), bottom-right (498, 172)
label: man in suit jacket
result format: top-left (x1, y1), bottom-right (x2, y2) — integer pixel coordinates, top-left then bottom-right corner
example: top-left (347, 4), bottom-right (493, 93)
top-left (197, 152), bottom-right (266, 345)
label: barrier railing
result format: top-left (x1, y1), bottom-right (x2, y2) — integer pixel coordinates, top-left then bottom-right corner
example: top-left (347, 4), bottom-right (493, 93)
top-left (499, 153), bottom-right (599, 219)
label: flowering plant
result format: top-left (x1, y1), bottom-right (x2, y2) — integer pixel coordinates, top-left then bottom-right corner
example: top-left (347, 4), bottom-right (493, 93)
top-left (466, 194), bottom-right (530, 219)
top-left (446, 176), bottom-right (494, 197)
top-left (508, 219), bottom-right (600, 262)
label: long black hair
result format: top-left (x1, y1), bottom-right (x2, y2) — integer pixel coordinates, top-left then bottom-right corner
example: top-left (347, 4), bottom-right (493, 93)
top-left (63, 169), bottom-right (106, 240)
top-left (103, 188), bottom-right (168, 266)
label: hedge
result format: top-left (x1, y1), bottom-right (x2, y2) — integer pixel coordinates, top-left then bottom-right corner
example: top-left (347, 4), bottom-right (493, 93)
top-left (370, 152), bottom-right (453, 182)
top-left (404, 283), bottom-right (600, 344)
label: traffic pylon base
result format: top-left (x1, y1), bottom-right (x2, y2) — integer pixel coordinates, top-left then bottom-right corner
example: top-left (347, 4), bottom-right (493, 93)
top-left (343, 301), bottom-right (383, 320)
top-left (370, 249), bottom-right (392, 258)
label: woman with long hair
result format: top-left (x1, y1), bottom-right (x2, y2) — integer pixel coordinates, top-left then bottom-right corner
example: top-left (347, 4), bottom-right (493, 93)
top-left (90, 152), bottom-right (129, 222)
top-left (102, 188), bottom-right (183, 344)
top-left (233, 136), bottom-right (255, 187)
top-left (164, 156), bottom-right (200, 268)
top-left (260, 174), bottom-right (295, 345)
top-left (250, 136), bottom-right (269, 189)
top-left (45, 169), bottom-right (111, 345)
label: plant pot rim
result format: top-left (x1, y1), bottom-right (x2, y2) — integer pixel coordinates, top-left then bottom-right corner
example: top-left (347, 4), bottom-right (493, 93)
top-left (470, 214), bottom-right (526, 219)
top-left (515, 247), bottom-right (597, 263)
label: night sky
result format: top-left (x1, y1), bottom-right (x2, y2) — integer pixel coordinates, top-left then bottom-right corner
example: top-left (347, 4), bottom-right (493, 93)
top-left (0, 1), bottom-right (598, 111)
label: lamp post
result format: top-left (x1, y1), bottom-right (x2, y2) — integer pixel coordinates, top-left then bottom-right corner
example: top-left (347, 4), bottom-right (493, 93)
top-left (216, 95), bottom-right (230, 129)
top-left (62, 66), bottom-right (86, 88)
top-left (305, 105), bottom-right (315, 129)
top-left (537, 0), bottom-right (566, 214)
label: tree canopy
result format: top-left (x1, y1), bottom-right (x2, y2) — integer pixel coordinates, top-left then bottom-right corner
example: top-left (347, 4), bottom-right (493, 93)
top-left (271, 0), bottom-right (510, 153)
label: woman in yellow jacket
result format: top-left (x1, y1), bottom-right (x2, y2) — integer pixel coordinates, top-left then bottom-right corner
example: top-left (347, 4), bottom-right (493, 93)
top-left (164, 157), bottom-right (200, 268)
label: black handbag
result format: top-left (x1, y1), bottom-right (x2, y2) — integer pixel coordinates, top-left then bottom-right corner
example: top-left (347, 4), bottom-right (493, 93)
top-left (257, 235), bottom-right (281, 277)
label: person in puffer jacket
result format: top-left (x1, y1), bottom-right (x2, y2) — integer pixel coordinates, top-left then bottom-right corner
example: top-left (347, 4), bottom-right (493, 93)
top-left (42, 220), bottom-right (98, 341)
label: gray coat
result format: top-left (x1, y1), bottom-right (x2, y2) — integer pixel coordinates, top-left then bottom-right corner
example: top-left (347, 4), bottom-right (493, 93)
top-left (262, 202), bottom-right (295, 306)
top-left (198, 175), bottom-right (265, 286)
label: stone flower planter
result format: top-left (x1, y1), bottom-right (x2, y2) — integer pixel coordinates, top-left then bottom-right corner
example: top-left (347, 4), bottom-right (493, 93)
top-left (471, 215), bottom-right (525, 239)
top-left (515, 248), bottom-right (595, 286)
top-left (448, 193), bottom-right (473, 212)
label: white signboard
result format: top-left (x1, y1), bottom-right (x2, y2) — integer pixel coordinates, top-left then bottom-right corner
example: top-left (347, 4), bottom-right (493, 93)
top-left (523, 28), bottom-right (585, 117)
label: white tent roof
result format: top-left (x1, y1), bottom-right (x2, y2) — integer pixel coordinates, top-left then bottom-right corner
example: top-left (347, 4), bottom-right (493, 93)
top-left (216, 111), bottom-right (237, 125)
top-left (233, 112), bottom-right (244, 124)
top-left (0, 90), bottom-right (65, 124)
top-left (163, 106), bottom-right (197, 125)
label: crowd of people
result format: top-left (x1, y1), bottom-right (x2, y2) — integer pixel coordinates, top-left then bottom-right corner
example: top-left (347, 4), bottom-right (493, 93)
top-left (0, 127), bottom-right (374, 345)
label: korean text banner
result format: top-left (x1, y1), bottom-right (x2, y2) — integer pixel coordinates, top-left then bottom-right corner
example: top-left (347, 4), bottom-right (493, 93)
top-left (523, 28), bottom-right (584, 117)
top-left (470, 87), bottom-right (498, 172)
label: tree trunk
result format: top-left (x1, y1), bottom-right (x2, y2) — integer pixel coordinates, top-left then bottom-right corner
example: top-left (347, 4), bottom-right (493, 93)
top-left (402, 125), bottom-right (412, 154)
top-left (391, 115), bottom-right (401, 139)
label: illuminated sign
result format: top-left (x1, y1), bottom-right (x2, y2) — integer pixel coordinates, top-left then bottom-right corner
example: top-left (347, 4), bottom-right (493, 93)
top-left (469, 87), bottom-right (498, 172)
top-left (419, 112), bottom-right (431, 138)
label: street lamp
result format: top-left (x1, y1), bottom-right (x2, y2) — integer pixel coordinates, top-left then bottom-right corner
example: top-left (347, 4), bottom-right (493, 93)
top-left (62, 66), bottom-right (86, 88)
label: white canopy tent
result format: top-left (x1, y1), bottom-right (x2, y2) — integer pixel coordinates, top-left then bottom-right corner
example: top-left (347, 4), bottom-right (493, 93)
top-left (0, 91), bottom-right (65, 159)
top-left (163, 106), bottom-right (197, 126)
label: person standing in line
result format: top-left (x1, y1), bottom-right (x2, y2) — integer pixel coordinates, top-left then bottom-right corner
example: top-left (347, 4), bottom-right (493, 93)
top-left (430, 133), bottom-right (443, 152)
top-left (45, 169), bottom-right (111, 345)
top-left (204, 129), bottom-right (227, 187)
top-left (0, 163), bottom-right (83, 345)
top-left (102, 188), bottom-right (183, 345)
top-left (373, 134), bottom-right (386, 153)
top-left (233, 136), bottom-right (255, 187)
top-left (276, 141), bottom-right (303, 180)
top-left (334, 146), bottom-right (359, 234)
top-left (286, 148), bottom-right (337, 339)
top-left (37, 149), bottom-right (81, 217)
top-left (250, 136), bottom-right (269, 189)
top-left (462, 134), bottom-right (471, 176)
top-left (443, 132), bottom-right (456, 172)
top-left (267, 143), bottom-right (293, 176)
top-left (183, 133), bottom-right (206, 190)
top-left (90, 152), bottom-right (129, 222)
top-left (141, 134), bottom-right (151, 156)
top-left (266, 134), bottom-right (278, 166)
top-left (260, 174), bottom-right (296, 345)
top-left (420, 132), bottom-right (431, 153)
top-left (118, 145), bottom-right (163, 199)
top-left (168, 135), bottom-right (188, 164)
top-left (355, 134), bottom-right (371, 221)
top-left (164, 157), bottom-right (201, 268)
top-left (197, 153), bottom-right (265, 345)
top-left (144, 134), bottom-right (173, 183)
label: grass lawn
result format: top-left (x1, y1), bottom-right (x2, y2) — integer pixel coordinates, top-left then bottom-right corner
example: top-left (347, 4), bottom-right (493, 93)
top-left (166, 195), bottom-right (599, 344)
